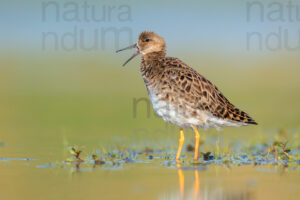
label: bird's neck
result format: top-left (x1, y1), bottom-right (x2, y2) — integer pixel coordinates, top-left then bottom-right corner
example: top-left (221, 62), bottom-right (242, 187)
top-left (140, 51), bottom-right (166, 83)
top-left (142, 51), bottom-right (166, 63)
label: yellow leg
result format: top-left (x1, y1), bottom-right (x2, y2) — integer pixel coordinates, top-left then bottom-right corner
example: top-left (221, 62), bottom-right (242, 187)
top-left (176, 128), bottom-right (185, 161)
top-left (193, 126), bottom-right (200, 162)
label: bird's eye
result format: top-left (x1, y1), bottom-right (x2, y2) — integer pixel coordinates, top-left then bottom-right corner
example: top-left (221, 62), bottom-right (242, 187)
top-left (145, 38), bottom-right (150, 42)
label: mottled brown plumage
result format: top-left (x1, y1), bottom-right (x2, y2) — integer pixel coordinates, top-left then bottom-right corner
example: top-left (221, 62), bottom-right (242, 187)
top-left (136, 31), bottom-right (257, 128)
top-left (117, 31), bottom-right (257, 161)
top-left (145, 56), bottom-right (256, 124)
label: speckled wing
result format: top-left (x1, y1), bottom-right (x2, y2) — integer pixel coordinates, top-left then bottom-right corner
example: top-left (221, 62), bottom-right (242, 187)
top-left (161, 57), bottom-right (257, 125)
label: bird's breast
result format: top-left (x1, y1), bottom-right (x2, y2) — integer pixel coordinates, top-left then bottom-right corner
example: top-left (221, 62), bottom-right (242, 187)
top-left (145, 84), bottom-right (199, 128)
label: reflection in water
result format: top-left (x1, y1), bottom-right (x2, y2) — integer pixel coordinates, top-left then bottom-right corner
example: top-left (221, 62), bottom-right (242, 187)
top-left (177, 164), bottom-right (185, 199)
top-left (174, 165), bottom-right (252, 200)
top-left (176, 164), bottom-right (200, 200)
top-left (194, 170), bottom-right (199, 200)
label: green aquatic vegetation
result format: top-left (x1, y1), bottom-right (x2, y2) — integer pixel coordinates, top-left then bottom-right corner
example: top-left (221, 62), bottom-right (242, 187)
top-left (55, 139), bottom-right (300, 172)
top-left (91, 154), bottom-right (105, 165)
top-left (267, 141), bottom-right (292, 164)
top-left (46, 130), bottom-right (300, 171)
top-left (65, 146), bottom-right (85, 163)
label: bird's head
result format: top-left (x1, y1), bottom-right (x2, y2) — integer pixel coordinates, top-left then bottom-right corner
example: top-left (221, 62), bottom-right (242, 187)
top-left (116, 31), bottom-right (166, 66)
top-left (137, 31), bottom-right (166, 55)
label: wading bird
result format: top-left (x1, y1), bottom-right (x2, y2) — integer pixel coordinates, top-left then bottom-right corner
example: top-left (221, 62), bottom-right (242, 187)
top-left (116, 31), bottom-right (257, 162)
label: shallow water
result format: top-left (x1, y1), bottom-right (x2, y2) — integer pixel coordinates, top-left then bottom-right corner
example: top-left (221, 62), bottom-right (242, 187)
top-left (1, 146), bottom-right (299, 200)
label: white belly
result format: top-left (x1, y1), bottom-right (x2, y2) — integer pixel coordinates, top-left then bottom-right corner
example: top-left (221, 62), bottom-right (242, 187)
top-left (148, 89), bottom-right (246, 129)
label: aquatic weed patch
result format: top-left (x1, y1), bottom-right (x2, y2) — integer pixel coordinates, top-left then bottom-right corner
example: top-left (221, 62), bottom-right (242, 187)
top-left (43, 141), bottom-right (300, 171)
top-left (31, 130), bottom-right (300, 171)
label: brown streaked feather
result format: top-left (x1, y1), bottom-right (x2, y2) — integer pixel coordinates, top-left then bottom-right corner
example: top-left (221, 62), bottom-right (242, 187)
top-left (136, 31), bottom-right (257, 127)
top-left (158, 57), bottom-right (257, 125)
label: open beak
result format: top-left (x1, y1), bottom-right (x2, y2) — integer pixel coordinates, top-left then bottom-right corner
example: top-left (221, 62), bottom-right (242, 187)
top-left (116, 43), bottom-right (140, 66)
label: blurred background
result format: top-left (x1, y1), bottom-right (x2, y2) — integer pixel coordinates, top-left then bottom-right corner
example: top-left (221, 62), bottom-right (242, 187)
top-left (0, 0), bottom-right (300, 199)
top-left (1, 0), bottom-right (299, 156)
